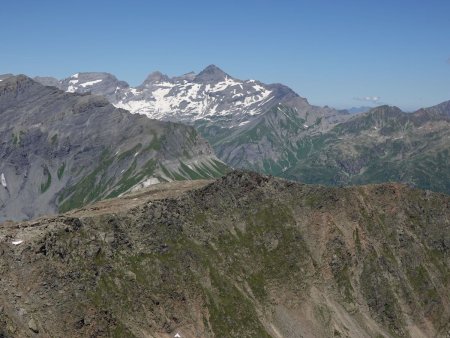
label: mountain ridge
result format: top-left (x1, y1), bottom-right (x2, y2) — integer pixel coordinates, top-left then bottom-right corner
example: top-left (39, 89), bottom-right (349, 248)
top-left (0, 75), bottom-right (228, 222)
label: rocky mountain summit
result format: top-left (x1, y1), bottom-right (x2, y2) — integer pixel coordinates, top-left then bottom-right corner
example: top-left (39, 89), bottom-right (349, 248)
top-left (0, 76), bottom-right (228, 222)
top-left (0, 171), bottom-right (448, 337)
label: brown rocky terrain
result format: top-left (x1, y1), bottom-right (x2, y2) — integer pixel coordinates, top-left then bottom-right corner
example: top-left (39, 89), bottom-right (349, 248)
top-left (0, 171), bottom-right (449, 337)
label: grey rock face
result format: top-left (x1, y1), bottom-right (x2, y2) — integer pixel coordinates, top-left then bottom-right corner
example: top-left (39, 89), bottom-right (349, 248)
top-left (33, 76), bottom-right (61, 88)
top-left (193, 64), bottom-right (229, 83)
top-left (420, 100), bottom-right (450, 118)
top-left (140, 71), bottom-right (170, 85)
top-left (0, 76), bottom-right (228, 222)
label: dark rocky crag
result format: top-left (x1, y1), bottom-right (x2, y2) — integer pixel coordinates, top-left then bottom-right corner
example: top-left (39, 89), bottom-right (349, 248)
top-left (0, 171), bottom-right (448, 337)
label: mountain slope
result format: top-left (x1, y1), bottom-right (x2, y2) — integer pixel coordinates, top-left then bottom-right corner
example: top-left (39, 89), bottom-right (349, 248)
top-left (0, 76), bottom-right (228, 222)
top-left (279, 104), bottom-right (450, 194)
top-left (0, 171), bottom-right (449, 337)
top-left (210, 103), bottom-right (347, 171)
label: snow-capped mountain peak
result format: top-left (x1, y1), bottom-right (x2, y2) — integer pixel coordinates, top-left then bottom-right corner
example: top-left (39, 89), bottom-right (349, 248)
top-left (33, 66), bottom-right (325, 128)
top-left (113, 67), bottom-right (278, 125)
top-left (41, 66), bottom-right (287, 127)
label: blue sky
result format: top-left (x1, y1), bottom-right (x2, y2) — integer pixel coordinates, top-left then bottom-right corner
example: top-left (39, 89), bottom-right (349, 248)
top-left (1, 0), bottom-right (449, 110)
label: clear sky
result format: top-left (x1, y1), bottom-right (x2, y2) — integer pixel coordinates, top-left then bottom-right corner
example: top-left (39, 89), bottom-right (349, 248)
top-left (1, 0), bottom-right (449, 110)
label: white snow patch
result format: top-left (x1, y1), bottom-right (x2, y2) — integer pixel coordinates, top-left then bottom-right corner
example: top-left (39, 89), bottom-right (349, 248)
top-left (69, 79), bottom-right (78, 85)
top-left (115, 99), bottom-right (154, 116)
top-left (67, 86), bottom-right (76, 93)
top-left (209, 77), bottom-right (241, 92)
top-left (185, 83), bottom-right (201, 99)
top-left (129, 88), bottom-right (141, 95)
top-left (79, 79), bottom-right (103, 87)
top-left (12, 240), bottom-right (23, 245)
top-left (72, 73), bottom-right (79, 79)
top-left (1, 173), bottom-right (7, 188)
top-left (303, 124), bottom-right (309, 128)
top-left (152, 87), bottom-right (173, 109)
top-left (253, 84), bottom-right (265, 92)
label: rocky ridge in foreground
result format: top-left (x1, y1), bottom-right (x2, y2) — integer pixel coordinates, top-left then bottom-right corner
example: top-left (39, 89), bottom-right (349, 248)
top-left (0, 171), bottom-right (449, 337)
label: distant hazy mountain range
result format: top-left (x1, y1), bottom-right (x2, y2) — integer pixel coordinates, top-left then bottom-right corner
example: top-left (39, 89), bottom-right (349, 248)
top-left (339, 106), bottom-right (373, 114)
top-left (5, 65), bottom-right (449, 194)
top-left (0, 76), bottom-right (227, 221)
